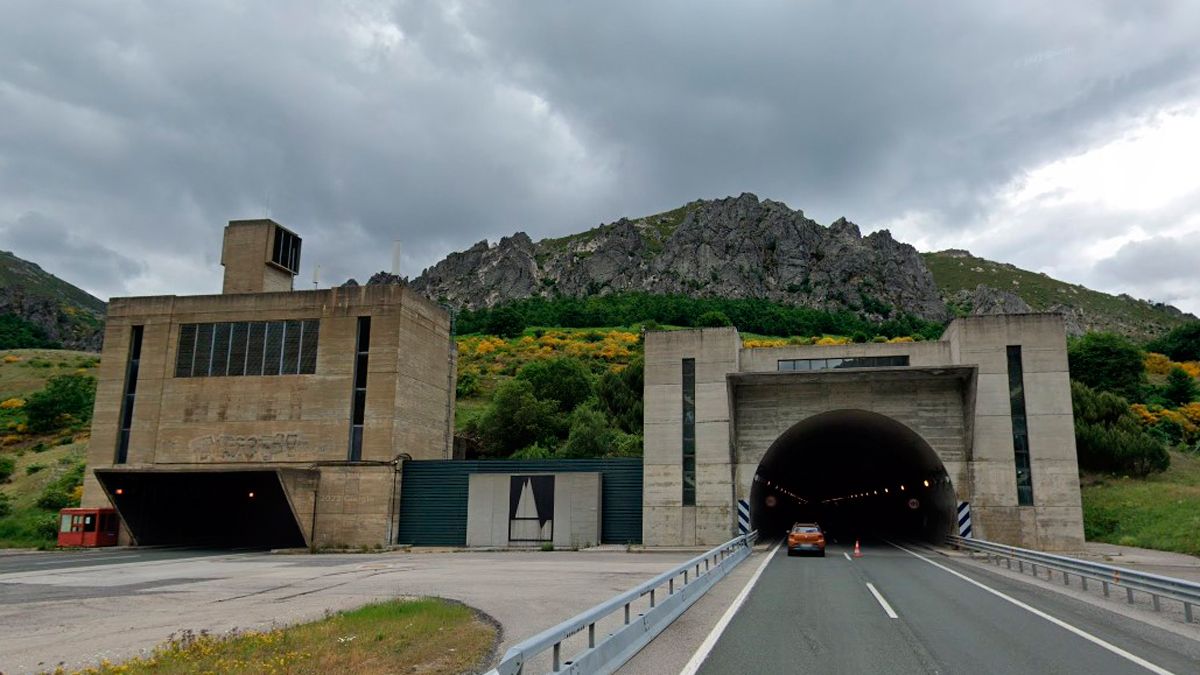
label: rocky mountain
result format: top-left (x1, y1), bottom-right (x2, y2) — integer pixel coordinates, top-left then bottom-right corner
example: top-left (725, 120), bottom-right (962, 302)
top-left (924, 249), bottom-right (1194, 340)
top-left (0, 250), bottom-right (106, 351)
top-left (413, 193), bottom-right (949, 322)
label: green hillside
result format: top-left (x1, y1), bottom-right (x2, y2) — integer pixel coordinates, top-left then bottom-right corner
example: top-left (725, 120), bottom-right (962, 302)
top-left (0, 250), bottom-right (105, 315)
top-left (0, 250), bottom-right (106, 351)
top-left (923, 250), bottom-right (1191, 341)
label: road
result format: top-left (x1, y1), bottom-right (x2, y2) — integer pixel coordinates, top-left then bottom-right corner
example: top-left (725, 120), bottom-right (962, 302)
top-left (694, 540), bottom-right (1200, 674)
top-left (0, 546), bottom-right (696, 674)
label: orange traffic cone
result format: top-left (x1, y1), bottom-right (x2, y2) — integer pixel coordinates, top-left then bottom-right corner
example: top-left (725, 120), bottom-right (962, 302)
top-left (853, 540), bottom-right (863, 558)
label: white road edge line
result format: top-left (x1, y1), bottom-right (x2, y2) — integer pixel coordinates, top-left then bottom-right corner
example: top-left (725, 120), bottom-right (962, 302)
top-left (887, 541), bottom-right (1176, 675)
top-left (865, 582), bottom-right (898, 619)
top-left (678, 541), bottom-right (782, 675)
top-left (843, 552), bottom-right (852, 562)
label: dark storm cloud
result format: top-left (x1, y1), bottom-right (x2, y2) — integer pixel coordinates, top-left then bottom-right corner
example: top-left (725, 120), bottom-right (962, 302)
top-left (0, 1), bottom-right (1197, 308)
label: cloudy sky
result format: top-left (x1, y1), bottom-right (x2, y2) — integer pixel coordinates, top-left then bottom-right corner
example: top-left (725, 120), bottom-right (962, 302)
top-left (2, 1), bottom-right (1198, 313)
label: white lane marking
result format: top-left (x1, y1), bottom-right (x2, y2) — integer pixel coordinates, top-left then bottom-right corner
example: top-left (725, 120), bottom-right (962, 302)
top-left (888, 541), bottom-right (1176, 675)
top-left (866, 582), bottom-right (898, 619)
top-left (679, 541), bottom-right (782, 675)
top-left (843, 552), bottom-right (852, 562)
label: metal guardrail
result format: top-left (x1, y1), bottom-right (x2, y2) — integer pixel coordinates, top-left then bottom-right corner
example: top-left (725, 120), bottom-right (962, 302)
top-left (487, 531), bottom-right (759, 675)
top-left (948, 535), bottom-right (1200, 624)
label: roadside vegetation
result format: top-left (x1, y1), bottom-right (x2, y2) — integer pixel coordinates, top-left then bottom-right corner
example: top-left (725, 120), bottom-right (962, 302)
top-left (51, 598), bottom-right (497, 675)
top-left (0, 349), bottom-right (97, 548)
top-left (1082, 451), bottom-right (1200, 556)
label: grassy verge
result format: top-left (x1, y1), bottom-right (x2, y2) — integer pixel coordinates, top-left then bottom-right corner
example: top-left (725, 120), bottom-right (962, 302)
top-left (1082, 450), bottom-right (1200, 556)
top-left (56, 598), bottom-right (498, 675)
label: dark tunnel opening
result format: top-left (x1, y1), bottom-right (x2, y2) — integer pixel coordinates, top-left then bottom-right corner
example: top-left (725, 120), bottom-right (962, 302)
top-left (750, 410), bottom-right (956, 543)
top-left (94, 470), bottom-right (307, 549)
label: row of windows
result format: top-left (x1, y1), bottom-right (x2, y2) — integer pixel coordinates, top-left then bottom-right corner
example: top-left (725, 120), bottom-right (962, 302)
top-left (175, 320), bottom-right (319, 378)
top-left (777, 355), bottom-right (910, 371)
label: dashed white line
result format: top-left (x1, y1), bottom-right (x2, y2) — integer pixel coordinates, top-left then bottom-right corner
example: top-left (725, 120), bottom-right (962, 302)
top-left (888, 541), bottom-right (1176, 675)
top-left (843, 552), bottom-right (852, 562)
top-left (678, 541), bottom-right (781, 675)
top-left (866, 582), bottom-right (898, 619)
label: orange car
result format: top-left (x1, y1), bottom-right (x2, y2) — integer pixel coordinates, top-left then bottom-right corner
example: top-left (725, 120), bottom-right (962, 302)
top-left (786, 523), bottom-right (825, 557)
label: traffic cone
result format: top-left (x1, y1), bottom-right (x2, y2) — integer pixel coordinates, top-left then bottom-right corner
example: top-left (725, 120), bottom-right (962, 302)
top-left (853, 540), bottom-right (863, 558)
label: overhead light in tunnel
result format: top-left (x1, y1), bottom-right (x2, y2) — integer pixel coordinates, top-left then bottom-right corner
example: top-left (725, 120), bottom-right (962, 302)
top-left (924, 479), bottom-right (930, 487)
top-left (114, 488), bottom-right (124, 495)
top-left (900, 485), bottom-right (906, 491)
top-left (884, 488), bottom-right (889, 493)
top-left (248, 492), bottom-right (255, 498)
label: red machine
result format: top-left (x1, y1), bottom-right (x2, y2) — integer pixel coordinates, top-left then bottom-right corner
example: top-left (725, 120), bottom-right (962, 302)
top-left (57, 508), bottom-right (120, 547)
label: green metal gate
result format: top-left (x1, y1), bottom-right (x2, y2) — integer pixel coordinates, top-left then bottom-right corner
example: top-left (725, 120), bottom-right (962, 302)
top-left (396, 458), bottom-right (643, 546)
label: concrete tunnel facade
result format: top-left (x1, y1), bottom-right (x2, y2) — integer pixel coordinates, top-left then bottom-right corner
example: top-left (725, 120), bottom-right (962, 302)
top-left (641, 314), bottom-right (1085, 550)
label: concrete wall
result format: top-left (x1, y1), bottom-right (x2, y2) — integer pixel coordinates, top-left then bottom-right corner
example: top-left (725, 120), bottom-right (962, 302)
top-left (465, 473), bottom-right (602, 548)
top-left (944, 314), bottom-right (1084, 549)
top-left (642, 314), bottom-right (1084, 550)
top-left (643, 328), bottom-right (740, 547)
top-left (83, 282), bottom-right (454, 548)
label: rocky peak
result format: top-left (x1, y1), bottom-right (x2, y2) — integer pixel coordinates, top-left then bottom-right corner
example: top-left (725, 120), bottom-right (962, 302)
top-left (411, 194), bottom-right (951, 322)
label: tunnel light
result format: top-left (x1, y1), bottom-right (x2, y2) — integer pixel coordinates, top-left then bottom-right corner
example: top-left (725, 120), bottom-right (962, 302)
top-left (900, 485), bottom-right (905, 491)
top-left (114, 488), bottom-right (124, 495)
top-left (924, 479), bottom-right (930, 487)
top-left (884, 488), bottom-right (889, 493)
top-left (248, 492), bottom-right (255, 498)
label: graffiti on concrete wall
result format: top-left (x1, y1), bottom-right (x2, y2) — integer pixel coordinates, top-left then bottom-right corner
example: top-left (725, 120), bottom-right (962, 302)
top-left (189, 432), bottom-right (305, 461)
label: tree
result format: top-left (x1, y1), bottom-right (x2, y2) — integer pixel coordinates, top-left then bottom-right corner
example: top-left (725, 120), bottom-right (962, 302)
top-left (1147, 321), bottom-right (1200, 362)
top-left (472, 379), bottom-right (562, 457)
top-left (1067, 333), bottom-right (1145, 400)
top-left (561, 403), bottom-right (617, 458)
top-left (483, 305), bottom-right (525, 338)
top-left (1163, 367), bottom-right (1198, 406)
top-left (696, 311), bottom-right (732, 328)
top-left (0, 313), bottom-right (60, 349)
top-left (516, 357), bottom-right (593, 414)
top-left (596, 357), bottom-right (643, 434)
top-left (25, 374), bottom-right (97, 433)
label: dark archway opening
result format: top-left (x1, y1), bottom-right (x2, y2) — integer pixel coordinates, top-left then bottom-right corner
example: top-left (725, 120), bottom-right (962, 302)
top-left (95, 469), bottom-right (307, 549)
top-left (750, 410), bottom-right (956, 543)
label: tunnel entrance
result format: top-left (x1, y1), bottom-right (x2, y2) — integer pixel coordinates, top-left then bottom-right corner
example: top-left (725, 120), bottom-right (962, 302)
top-left (94, 469), bottom-right (309, 549)
top-left (749, 410), bottom-right (956, 543)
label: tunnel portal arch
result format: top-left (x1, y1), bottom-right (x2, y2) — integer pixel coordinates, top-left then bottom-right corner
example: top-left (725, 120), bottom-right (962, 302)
top-left (748, 409), bottom-right (957, 540)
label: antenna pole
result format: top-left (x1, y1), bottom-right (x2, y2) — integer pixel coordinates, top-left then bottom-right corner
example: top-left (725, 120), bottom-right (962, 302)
top-left (392, 240), bottom-right (402, 277)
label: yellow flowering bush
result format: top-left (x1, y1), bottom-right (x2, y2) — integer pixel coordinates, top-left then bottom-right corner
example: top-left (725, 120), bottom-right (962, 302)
top-left (1145, 352), bottom-right (1200, 378)
top-left (2, 354), bottom-right (21, 363)
top-left (1, 398), bottom-right (25, 409)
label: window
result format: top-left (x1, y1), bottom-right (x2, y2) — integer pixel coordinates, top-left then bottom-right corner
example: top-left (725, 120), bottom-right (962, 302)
top-left (175, 320), bottom-right (319, 377)
top-left (349, 317), bottom-right (371, 461)
top-left (776, 355), bottom-right (909, 371)
top-left (270, 225), bottom-right (302, 274)
top-left (1008, 346), bottom-right (1034, 506)
top-left (682, 358), bottom-right (696, 506)
top-left (116, 325), bottom-right (143, 464)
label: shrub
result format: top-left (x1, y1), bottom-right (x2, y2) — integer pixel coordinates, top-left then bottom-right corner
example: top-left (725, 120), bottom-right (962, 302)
top-left (0, 313), bottom-right (61, 349)
top-left (482, 306), bottom-right (525, 338)
top-left (516, 357), bottom-right (593, 414)
top-left (25, 373), bottom-right (97, 433)
top-left (1072, 381), bottom-right (1169, 476)
top-left (456, 369), bottom-right (481, 398)
top-left (1068, 333), bottom-right (1145, 400)
top-left (26, 464), bottom-right (45, 475)
top-left (510, 442), bottom-right (554, 460)
top-left (36, 487), bottom-right (73, 510)
top-left (0, 456), bottom-right (14, 482)
top-left (561, 403), bottom-right (617, 459)
top-left (0, 491), bottom-right (11, 517)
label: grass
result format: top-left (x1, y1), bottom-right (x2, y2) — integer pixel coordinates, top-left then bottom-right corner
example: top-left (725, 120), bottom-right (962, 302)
top-left (1081, 450), bottom-right (1200, 556)
top-left (922, 250), bottom-right (1188, 341)
top-left (0, 349), bottom-right (97, 548)
top-left (56, 598), bottom-right (497, 675)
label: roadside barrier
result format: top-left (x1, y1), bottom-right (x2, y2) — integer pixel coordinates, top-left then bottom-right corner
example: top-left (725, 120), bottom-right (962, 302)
top-left (947, 535), bottom-right (1200, 624)
top-left (487, 531), bottom-right (759, 675)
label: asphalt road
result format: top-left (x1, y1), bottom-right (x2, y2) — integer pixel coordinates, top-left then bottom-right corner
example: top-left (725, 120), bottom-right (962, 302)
top-left (695, 539), bottom-right (1200, 674)
top-left (0, 546), bottom-right (257, 575)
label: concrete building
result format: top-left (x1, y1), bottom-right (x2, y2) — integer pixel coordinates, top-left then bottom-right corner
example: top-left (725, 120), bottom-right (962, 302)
top-left (642, 314), bottom-right (1085, 550)
top-left (81, 219), bottom-right (456, 548)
